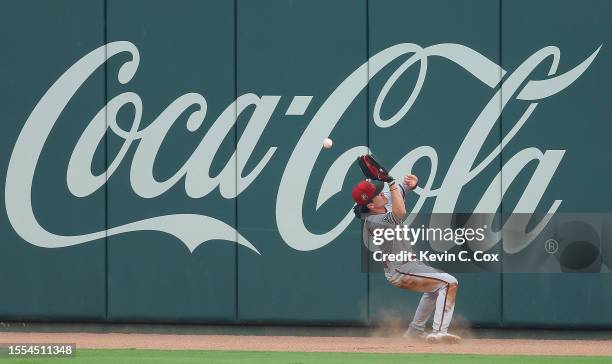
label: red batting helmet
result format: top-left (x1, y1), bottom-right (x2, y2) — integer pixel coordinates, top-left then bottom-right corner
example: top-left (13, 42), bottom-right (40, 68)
top-left (351, 180), bottom-right (384, 205)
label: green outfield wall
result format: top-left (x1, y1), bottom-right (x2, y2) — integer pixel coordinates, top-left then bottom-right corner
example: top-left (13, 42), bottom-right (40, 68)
top-left (0, 0), bottom-right (610, 328)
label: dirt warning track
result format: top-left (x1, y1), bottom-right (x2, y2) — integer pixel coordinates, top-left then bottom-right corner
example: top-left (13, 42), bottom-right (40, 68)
top-left (0, 332), bottom-right (611, 356)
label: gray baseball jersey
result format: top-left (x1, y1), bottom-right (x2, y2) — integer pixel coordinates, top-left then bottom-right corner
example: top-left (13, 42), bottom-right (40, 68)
top-left (361, 185), bottom-right (412, 274)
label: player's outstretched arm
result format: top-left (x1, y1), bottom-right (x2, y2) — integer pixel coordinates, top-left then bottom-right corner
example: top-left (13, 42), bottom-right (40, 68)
top-left (388, 180), bottom-right (406, 222)
top-left (390, 174), bottom-right (418, 222)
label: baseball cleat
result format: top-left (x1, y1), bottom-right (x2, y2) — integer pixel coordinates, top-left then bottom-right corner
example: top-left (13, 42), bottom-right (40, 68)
top-left (425, 332), bottom-right (462, 344)
top-left (403, 327), bottom-right (428, 341)
top-left (440, 332), bottom-right (462, 344)
top-left (425, 332), bottom-right (443, 343)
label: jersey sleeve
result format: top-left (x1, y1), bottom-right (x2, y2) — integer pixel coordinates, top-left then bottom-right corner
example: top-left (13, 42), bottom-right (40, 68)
top-left (399, 183), bottom-right (407, 199)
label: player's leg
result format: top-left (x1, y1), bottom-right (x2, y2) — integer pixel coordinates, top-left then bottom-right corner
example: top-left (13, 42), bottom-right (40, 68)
top-left (387, 270), bottom-right (446, 292)
top-left (427, 273), bottom-right (458, 334)
top-left (391, 273), bottom-right (457, 332)
top-left (415, 272), bottom-right (460, 343)
top-left (387, 269), bottom-right (440, 339)
top-left (404, 292), bottom-right (436, 339)
top-left (388, 266), bottom-right (460, 343)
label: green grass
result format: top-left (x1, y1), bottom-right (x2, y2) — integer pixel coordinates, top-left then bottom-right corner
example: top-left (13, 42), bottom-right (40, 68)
top-left (1, 350), bottom-right (611, 364)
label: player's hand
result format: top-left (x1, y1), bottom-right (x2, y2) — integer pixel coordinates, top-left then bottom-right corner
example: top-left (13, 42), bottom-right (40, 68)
top-left (403, 174), bottom-right (418, 190)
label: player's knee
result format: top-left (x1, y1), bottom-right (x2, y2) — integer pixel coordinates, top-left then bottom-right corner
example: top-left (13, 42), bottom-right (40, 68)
top-left (446, 274), bottom-right (458, 286)
top-left (447, 279), bottom-right (458, 300)
top-left (387, 272), bottom-right (402, 287)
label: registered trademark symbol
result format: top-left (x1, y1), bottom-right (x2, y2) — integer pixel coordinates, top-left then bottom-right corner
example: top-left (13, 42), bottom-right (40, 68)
top-left (545, 239), bottom-right (559, 254)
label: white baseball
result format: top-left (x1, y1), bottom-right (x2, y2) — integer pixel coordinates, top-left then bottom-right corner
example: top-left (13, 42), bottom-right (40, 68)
top-left (323, 138), bottom-right (333, 149)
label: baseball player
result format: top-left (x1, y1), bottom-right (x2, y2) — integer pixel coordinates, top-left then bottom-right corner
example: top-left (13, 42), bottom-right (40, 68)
top-left (352, 156), bottom-right (461, 343)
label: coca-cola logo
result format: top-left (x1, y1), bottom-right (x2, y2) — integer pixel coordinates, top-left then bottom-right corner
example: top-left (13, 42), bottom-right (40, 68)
top-left (4, 41), bottom-right (601, 254)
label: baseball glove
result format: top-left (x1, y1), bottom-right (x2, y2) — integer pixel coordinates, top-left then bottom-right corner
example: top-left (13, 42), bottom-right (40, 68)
top-left (357, 154), bottom-right (393, 182)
